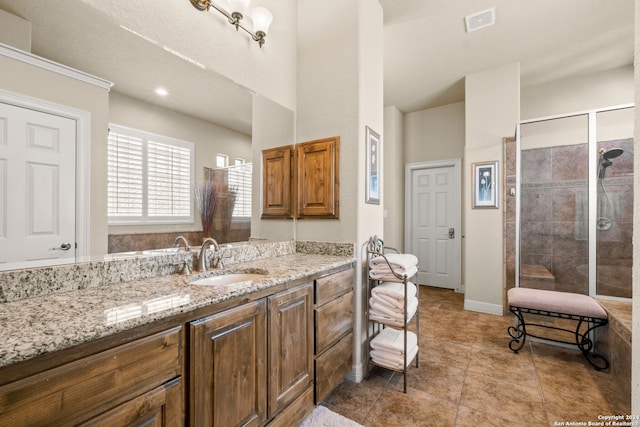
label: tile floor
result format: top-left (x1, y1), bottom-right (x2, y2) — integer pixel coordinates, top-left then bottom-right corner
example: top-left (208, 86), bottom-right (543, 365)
top-left (322, 286), bottom-right (630, 427)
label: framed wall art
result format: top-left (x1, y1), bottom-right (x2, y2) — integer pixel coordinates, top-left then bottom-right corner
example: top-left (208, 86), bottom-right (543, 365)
top-left (365, 126), bottom-right (381, 204)
top-left (472, 160), bottom-right (499, 208)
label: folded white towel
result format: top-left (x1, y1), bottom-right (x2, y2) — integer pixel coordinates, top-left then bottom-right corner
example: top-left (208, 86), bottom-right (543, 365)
top-left (369, 296), bottom-right (418, 317)
top-left (371, 345), bottom-right (419, 370)
top-left (369, 265), bottom-right (418, 281)
top-left (371, 344), bottom-right (418, 364)
top-left (370, 328), bottom-right (418, 355)
top-left (371, 293), bottom-right (404, 310)
top-left (369, 253), bottom-right (418, 271)
top-left (369, 298), bottom-right (418, 327)
top-left (372, 282), bottom-right (417, 306)
top-left (369, 311), bottom-right (406, 327)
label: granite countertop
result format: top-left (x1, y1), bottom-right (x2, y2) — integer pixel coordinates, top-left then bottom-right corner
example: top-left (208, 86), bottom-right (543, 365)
top-left (0, 253), bottom-right (354, 369)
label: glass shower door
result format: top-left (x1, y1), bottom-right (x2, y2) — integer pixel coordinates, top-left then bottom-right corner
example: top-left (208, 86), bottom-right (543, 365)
top-left (518, 114), bottom-right (590, 294)
top-left (595, 107), bottom-right (634, 298)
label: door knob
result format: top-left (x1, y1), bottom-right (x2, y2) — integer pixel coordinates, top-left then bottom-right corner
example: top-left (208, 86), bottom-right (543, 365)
top-left (448, 228), bottom-right (455, 239)
top-left (50, 243), bottom-right (72, 251)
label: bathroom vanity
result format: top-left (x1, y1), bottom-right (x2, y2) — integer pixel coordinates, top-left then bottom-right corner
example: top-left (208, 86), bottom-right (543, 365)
top-left (0, 241), bottom-right (355, 426)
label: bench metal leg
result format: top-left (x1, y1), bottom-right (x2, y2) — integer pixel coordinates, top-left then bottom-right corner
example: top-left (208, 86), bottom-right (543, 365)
top-left (506, 306), bottom-right (609, 371)
top-left (507, 307), bottom-right (527, 353)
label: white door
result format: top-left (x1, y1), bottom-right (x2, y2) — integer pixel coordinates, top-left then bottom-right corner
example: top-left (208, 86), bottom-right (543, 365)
top-left (0, 102), bottom-right (76, 263)
top-left (406, 161), bottom-right (461, 289)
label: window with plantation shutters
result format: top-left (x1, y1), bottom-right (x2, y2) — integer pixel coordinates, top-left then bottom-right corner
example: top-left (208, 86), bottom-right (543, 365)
top-left (227, 163), bottom-right (252, 218)
top-left (108, 132), bottom-right (143, 219)
top-left (148, 140), bottom-right (191, 218)
top-left (108, 124), bottom-right (194, 225)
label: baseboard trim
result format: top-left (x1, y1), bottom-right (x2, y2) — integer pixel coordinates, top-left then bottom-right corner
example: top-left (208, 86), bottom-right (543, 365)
top-left (464, 299), bottom-right (503, 316)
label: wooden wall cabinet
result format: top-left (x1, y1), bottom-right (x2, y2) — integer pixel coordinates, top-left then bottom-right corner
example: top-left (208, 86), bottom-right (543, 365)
top-left (296, 137), bottom-right (340, 219)
top-left (262, 145), bottom-right (295, 219)
top-left (313, 267), bottom-right (354, 402)
top-left (0, 327), bottom-right (184, 426)
top-left (261, 136), bottom-right (339, 220)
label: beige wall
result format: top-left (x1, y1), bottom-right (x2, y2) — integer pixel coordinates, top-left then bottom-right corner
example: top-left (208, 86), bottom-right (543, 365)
top-left (522, 65), bottom-right (633, 120)
top-left (404, 101), bottom-right (465, 162)
top-left (251, 94), bottom-right (296, 241)
top-left (108, 91), bottom-right (252, 236)
top-left (397, 102), bottom-right (464, 255)
top-left (84, 0), bottom-right (298, 113)
top-left (520, 65), bottom-right (634, 151)
top-left (296, 0), bottom-right (384, 244)
top-left (0, 9), bottom-right (30, 51)
top-left (383, 105), bottom-right (404, 250)
top-left (0, 54), bottom-right (110, 256)
top-left (464, 62), bottom-right (520, 314)
top-left (297, 0), bottom-right (384, 381)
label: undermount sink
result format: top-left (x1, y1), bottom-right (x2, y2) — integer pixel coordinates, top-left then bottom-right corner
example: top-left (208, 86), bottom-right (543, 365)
top-left (189, 273), bottom-right (266, 287)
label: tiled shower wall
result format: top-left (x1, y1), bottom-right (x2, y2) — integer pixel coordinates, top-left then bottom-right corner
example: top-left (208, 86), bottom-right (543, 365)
top-left (503, 138), bottom-right (633, 300)
top-left (503, 137), bottom-right (516, 314)
top-left (520, 143), bottom-right (590, 294)
top-left (595, 139), bottom-right (634, 298)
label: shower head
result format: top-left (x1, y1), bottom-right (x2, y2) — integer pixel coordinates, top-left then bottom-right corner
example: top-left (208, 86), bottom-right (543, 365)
top-left (600, 148), bottom-right (624, 160)
top-left (598, 147), bottom-right (624, 179)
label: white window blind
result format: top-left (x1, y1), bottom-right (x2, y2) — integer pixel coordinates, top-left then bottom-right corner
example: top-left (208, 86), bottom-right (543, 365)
top-left (108, 132), bottom-right (143, 218)
top-left (148, 140), bottom-right (191, 218)
top-left (108, 125), bottom-right (194, 224)
top-left (227, 163), bottom-right (252, 218)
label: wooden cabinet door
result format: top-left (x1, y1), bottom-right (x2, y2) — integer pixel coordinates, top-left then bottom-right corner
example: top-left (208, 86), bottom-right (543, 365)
top-left (296, 137), bottom-right (339, 219)
top-left (80, 377), bottom-right (182, 427)
top-left (190, 300), bottom-right (267, 427)
top-left (268, 282), bottom-right (314, 418)
top-left (262, 145), bottom-right (294, 218)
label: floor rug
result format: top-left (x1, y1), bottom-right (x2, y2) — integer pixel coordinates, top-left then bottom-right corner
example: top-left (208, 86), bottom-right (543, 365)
top-left (299, 405), bottom-right (363, 427)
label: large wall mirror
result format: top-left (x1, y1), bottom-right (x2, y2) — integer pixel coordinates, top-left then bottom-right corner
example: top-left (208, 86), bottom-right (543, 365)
top-left (0, 0), bottom-right (295, 269)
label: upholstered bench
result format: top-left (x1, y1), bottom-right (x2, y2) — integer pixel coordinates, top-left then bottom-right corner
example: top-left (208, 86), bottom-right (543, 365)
top-left (507, 287), bottom-right (609, 370)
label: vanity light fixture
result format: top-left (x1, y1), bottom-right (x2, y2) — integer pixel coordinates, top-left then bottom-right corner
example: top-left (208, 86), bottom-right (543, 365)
top-left (189, 0), bottom-right (273, 48)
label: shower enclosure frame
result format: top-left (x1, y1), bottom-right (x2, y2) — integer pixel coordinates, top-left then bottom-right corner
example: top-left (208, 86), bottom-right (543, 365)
top-left (515, 102), bottom-right (634, 300)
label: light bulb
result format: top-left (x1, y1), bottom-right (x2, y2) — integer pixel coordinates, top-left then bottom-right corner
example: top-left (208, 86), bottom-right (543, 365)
top-left (228, 0), bottom-right (251, 16)
top-left (251, 6), bottom-right (273, 35)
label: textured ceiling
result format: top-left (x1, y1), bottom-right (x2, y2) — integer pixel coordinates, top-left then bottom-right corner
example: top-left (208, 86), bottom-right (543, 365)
top-left (381, 0), bottom-right (634, 112)
top-left (0, 0), bottom-right (253, 135)
top-left (0, 0), bottom-right (634, 124)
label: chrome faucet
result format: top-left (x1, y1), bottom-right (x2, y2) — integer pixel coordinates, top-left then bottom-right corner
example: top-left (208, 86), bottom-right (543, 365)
top-left (173, 235), bottom-right (190, 251)
top-left (198, 238), bottom-right (220, 271)
top-left (173, 259), bottom-right (192, 275)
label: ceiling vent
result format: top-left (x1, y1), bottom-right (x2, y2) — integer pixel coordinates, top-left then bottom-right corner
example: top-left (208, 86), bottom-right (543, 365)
top-left (465, 7), bottom-right (495, 33)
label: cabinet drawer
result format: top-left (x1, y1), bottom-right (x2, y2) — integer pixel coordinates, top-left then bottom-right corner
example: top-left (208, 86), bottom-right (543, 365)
top-left (80, 376), bottom-right (183, 427)
top-left (314, 332), bottom-right (353, 403)
top-left (0, 326), bottom-right (183, 426)
top-left (315, 268), bottom-right (353, 306)
top-left (315, 290), bottom-right (353, 354)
